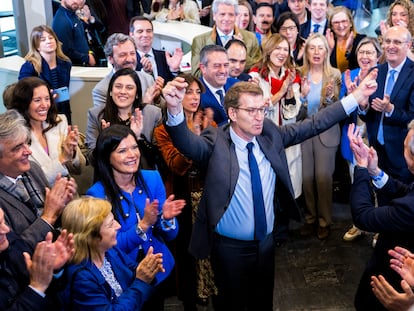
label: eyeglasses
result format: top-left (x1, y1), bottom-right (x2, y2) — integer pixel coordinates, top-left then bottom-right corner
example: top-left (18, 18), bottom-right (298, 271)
top-left (332, 20), bottom-right (349, 26)
top-left (280, 25), bottom-right (297, 32)
top-left (357, 50), bottom-right (376, 56)
top-left (383, 39), bottom-right (408, 46)
top-left (236, 106), bottom-right (269, 116)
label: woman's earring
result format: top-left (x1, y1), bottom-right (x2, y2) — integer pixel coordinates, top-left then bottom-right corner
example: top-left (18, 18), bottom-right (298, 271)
top-left (110, 92), bottom-right (112, 97)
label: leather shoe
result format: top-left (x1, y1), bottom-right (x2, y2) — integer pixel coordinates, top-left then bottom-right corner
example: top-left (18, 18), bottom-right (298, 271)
top-left (317, 226), bottom-right (330, 240)
top-left (300, 222), bottom-right (316, 236)
top-left (343, 225), bottom-right (363, 242)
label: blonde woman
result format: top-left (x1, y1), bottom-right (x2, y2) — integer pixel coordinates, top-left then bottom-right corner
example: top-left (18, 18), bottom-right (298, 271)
top-left (326, 6), bottom-right (366, 73)
top-left (299, 33), bottom-right (341, 240)
top-left (59, 197), bottom-right (164, 310)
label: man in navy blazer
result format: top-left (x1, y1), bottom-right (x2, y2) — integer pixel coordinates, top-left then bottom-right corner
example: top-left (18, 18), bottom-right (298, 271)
top-left (299, 0), bottom-right (328, 39)
top-left (360, 26), bottom-right (414, 184)
top-left (162, 70), bottom-right (378, 310)
top-left (348, 122), bottom-right (414, 310)
top-left (199, 45), bottom-right (238, 126)
top-left (130, 16), bottom-right (183, 84)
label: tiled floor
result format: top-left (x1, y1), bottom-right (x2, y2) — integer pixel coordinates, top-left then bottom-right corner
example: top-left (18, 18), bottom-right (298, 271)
top-left (165, 201), bottom-right (374, 311)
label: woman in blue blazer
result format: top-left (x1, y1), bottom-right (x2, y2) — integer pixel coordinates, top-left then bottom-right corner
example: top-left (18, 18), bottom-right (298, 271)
top-left (60, 197), bottom-right (164, 311)
top-left (86, 125), bottom-right (185, 310)
top-left (339, 37), bottom-right (382, 242)
top-left (18, 25), bottom-right (72, 124)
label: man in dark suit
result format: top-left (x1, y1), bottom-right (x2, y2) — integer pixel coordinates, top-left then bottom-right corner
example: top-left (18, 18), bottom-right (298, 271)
top-left (225, 39), bottom-right (252, 81)
top-left (348, 122), bottom-right (414, 310)
top-left (299, 0), bottom-right (328, 39)
top-left (199, 45), bottom-right (238, 126)
top-left (0, 110), bottom-right (76, 252)
top-left (359, 25), bottom-right (414, 184)
top-left (129, 16), bottom-right (183, 83)
top-left (162, 70), bottom-right (378, 310)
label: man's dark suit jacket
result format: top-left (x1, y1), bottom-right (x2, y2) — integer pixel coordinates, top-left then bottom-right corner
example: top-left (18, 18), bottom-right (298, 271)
top-left (166, 99), bottom-right (349, 259)
top-left (0, 162), bottom-right (52, 252)
top-left (200, 77), bottom-right (239, 126)
top-left (0, 232), bottom-right (48, 310)
top-left (299, 19), bottom-right (328, 39)
top-left (363, 59), bottom-right (414, 181)
top-left (136, 49), bottom-right (175, 83)
top-left (350, 167), bottom-right (414, 310)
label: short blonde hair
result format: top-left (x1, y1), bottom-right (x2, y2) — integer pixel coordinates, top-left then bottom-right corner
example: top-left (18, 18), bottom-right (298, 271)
top-left (62, 197), bottom-right (112, 264)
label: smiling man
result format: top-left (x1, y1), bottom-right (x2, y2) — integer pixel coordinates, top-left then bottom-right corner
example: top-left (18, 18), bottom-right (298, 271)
top-left (191, 0), bottom-right (261, 77)
top-left (198, 45), bottom-right (238, 126)
top-left (0, 110), bottom-right (76, 252)
top-left (300, 0), bottom-right (328, 39)
top-left (129, 16), bottom-right (183, 82)
top-left (358, 26), bottom-right (414, 186)
top-left (253, 3), bottom-right (274, 47)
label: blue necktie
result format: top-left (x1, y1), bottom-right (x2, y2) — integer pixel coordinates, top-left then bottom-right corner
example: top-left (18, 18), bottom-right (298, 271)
top-left (216, 89), bottom-right (224, 106)
top-left (377, 69), bottom-right (396, 145)
top-left (221, 34), bottom-right (229, 45)
top-left (313, 24), bottom-right (320, 33)
top-left (246, 142), bottom-right (267, 240)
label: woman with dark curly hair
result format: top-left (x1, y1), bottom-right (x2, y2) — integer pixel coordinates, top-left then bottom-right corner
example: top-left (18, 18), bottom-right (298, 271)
top-left (9, 77), bottom-right (85, 186)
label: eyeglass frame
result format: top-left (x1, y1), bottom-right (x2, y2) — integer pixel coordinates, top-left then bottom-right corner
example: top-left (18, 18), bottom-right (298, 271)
top-left (235, 106), bottom-right (269, 116)
top-left (383, 38), bottom-right (409, 46)
top-left (279, 25), bottom-right (297, 32)
top-left (357, 49), bottom-right (377, 56)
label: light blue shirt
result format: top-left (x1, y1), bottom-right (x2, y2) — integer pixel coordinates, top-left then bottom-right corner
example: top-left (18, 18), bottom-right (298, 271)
top-left (216, 127), bottom-right (275, 240)
top-left (307, 77), bottom-right (322, 116)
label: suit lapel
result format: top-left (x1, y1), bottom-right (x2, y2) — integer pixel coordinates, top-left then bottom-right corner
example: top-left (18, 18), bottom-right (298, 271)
top-left (390, 59), bottom-right (412, 101)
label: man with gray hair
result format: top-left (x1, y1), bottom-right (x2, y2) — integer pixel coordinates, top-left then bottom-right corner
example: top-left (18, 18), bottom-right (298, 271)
top-left (92, 32), bottom-right (161, 107)
top-left (191, 0), bottom-right (261, 77)
top-left (0, 109), bottom-right (76, 252)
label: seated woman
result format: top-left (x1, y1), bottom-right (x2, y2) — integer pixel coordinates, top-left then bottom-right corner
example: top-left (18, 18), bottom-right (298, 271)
top-left (86, 68), bottom-right (161, 168)
top-left (155, 0), bottom-right (200, 24)
top-left (86, 125), bottom-right (185, 310)
top-left (59, 197), bottom-right (164, 310)
top-left (18, 25), bottom-right (72, 124)
top-left (9, 77), bottom-right (85, 186)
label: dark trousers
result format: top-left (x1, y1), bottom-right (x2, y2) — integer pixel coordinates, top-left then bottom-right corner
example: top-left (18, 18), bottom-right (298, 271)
top-left (211, 233), bottom-right (275, 311)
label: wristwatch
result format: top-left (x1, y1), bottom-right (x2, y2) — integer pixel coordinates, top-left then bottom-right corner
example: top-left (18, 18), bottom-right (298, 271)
top-left (136, 224), bottom-right (147, 240)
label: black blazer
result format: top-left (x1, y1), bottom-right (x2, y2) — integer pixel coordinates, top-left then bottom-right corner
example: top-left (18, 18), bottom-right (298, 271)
top-left (136, 49), bottom-right (176, 83)
top-left (300, 18), bottom-right (328, 39)
top-left (351, 167), bottom-right (414, 310)
top-left (330, 33), bottom-right (366, 71)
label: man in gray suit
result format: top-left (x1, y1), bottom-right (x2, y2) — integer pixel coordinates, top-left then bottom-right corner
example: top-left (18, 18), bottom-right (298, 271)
top-left (162, 70), bottom-right (378, 311)
top-left (0, 110), bottom-right (76, 252)
top-left (92, 33), bottom-right (162, 107)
